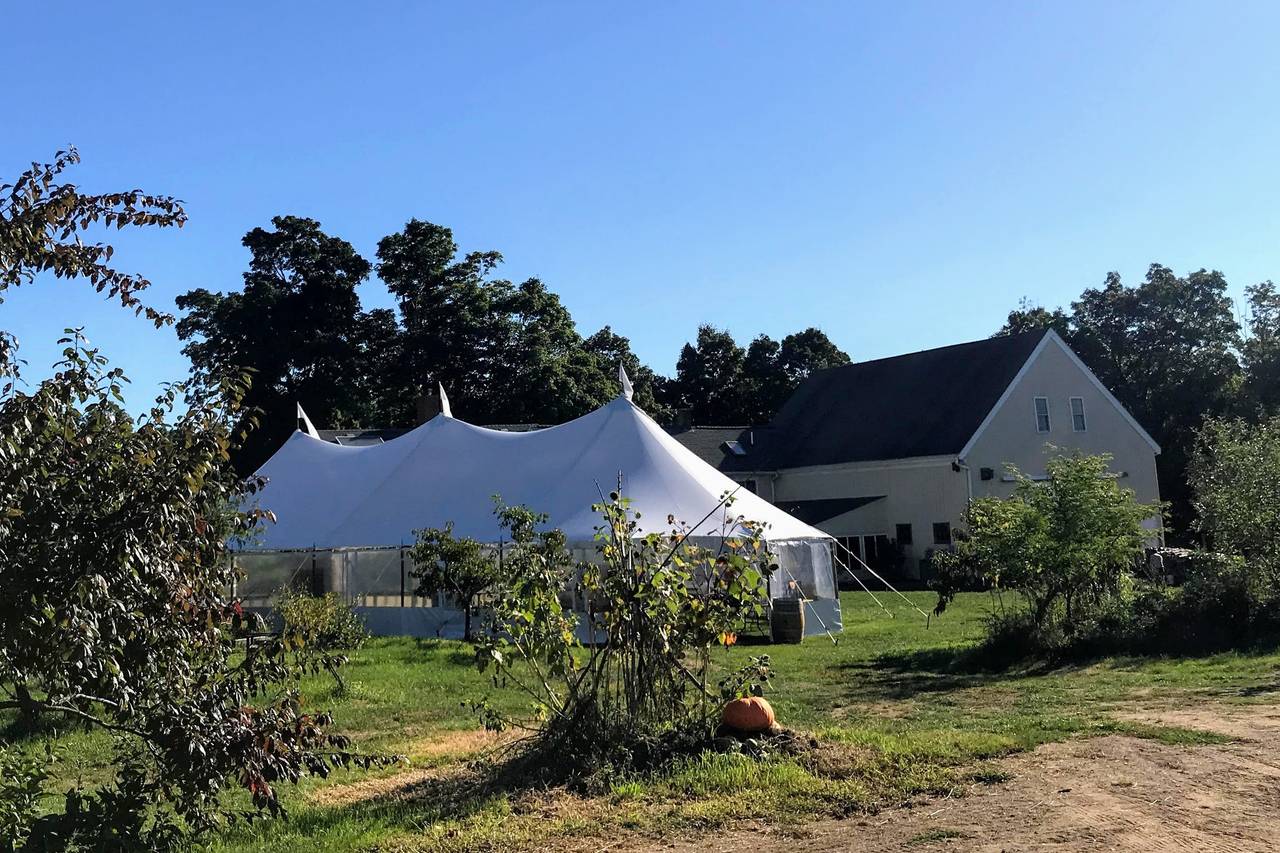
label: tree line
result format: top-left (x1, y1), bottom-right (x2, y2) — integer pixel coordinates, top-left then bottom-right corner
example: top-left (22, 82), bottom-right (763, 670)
top-left (995, 264), bottom-right (1279, 535)
top-left (176, 216), bottom-right (851, 473)
top-left (177, 217), bottom-right (1280, 538)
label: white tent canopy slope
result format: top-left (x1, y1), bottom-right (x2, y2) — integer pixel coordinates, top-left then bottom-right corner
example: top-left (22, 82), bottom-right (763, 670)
top-left (238, 388), bottom-right (840, 638)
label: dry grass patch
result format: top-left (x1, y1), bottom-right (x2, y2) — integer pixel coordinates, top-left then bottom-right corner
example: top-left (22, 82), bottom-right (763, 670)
top-left (406, 727), bottom-right (516, 761)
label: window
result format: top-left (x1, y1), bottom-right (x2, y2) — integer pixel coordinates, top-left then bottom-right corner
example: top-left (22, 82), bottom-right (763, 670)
top-left (837, 534), bottom-right (892, 570)
top-left (723, 440), bottom-right (747, 456)
top-left (932, 522), bottom-right (952, 545)
top-left (1070, 397), bottom-right (1086, 432)
top-left (1034, 396), bottom-right (1050, 433)
top-left (895, 523), bottom-right (913, 545)
top-left (740, 478), bottom-right (758, 494)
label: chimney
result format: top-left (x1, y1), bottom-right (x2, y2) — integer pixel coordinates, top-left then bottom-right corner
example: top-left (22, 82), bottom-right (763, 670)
top-left (415, 390), bottom-right (441, 425)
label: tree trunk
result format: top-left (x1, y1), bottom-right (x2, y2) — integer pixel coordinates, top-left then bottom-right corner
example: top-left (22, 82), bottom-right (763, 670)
top-left (15, 683), bottom-right (40, 730)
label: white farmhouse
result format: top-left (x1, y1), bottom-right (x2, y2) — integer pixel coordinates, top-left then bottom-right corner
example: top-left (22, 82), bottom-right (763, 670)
top-left (671, 329), bottom-right (1162, 579)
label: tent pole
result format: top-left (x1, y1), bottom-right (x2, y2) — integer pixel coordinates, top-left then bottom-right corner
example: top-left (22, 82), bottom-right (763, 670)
top-left (845, 550), bottom-right (931, 619)
top-left (400, 545), bottom-right (406, 608)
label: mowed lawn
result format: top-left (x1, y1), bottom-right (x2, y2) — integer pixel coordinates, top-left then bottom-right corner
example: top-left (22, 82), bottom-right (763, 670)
top-left (15, 592), bottom-right (1280, 852)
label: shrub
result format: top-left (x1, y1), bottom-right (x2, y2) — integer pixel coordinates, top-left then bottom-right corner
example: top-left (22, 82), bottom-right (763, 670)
top-left (409, 521), bottom-right (504, 641)
top-left (0, 746), bottom-right (51, 852)
top-left (934, 452), bottom-right (1162, 641)
top-left (275, 589), bottom-right (369, 694)
top-left (1190, 417), bottom-right (1280, 604)
top-left (472, 492), bottom-right (777, 787)
top-left (0, 150), bottom-right (388, 850)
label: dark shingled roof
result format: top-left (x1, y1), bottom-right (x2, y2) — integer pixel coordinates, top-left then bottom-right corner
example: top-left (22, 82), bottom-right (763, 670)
top-left (316, 428), bottom-right (410, 446)
top-left (773, 496), bottom-right (884, 525)
top-left (662, 426), bottom-right (753, 468)
top-left (753, 328), bottom-right (1049, 468)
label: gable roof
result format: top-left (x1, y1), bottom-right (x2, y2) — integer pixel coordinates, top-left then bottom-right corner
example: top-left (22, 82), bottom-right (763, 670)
top-left (739, 329), bottom-right (1052, 469)
top-left (957, 330), bottom-right (1160, 458)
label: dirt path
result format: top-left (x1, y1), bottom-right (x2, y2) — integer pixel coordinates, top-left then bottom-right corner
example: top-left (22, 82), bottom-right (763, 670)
top-left (639, 703), bottom-right (1280, 853)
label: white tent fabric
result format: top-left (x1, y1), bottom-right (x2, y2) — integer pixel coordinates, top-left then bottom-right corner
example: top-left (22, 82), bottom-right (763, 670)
top-left (247, 395), bottom-right (829, 551)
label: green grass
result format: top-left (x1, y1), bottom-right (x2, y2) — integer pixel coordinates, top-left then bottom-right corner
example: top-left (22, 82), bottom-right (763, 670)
top-left (14, 591), bottom-right (1280, 852)
top-left (907, 828), bottom-right (969, 846)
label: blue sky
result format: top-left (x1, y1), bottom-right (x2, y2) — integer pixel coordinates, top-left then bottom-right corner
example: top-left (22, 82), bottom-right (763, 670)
top-left (4, 2), bottom-right (1280, 414)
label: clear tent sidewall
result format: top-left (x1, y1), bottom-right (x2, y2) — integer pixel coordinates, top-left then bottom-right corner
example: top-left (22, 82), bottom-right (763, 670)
top-left (232, 534), bottom-right (841, 639)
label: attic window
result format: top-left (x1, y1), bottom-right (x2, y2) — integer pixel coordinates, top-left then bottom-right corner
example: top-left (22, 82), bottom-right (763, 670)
top-left (723, 440), bottom-right (747, 456)
top-left (1070, 397), bottom-right (1087, 432)
top-left (1034, 397), bottom-right (1051, 433)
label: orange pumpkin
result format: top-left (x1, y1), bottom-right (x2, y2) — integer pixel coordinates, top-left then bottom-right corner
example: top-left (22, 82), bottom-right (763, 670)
top-left (721, 696), bottom-right (776, 733)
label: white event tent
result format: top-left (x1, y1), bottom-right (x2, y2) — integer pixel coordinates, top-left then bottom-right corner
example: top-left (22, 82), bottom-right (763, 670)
top-left (235, 370), bottom-right (841, 638)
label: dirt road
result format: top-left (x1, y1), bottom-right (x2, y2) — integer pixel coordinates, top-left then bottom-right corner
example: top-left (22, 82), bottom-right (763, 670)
top-left (643, 703), bottom-right (1280, 853)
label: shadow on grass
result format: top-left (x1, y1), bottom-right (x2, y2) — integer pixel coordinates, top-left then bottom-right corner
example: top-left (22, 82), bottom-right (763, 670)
top-left (220, 762), bottom-right (517, 850)
top-left (839, 631), bottom-right (1280, 706)
top-left (411, 636), bottom-right (476, 667)
top-left (833, 646), bottom-right (1079, 704)
top-left (0, 709), bottom-right (92, 743)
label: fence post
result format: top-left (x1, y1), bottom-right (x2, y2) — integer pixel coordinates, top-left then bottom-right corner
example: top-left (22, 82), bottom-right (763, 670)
top-left (400, 546), bottom-right (406, 608)
top-left (311, 548), bottom-right (319, 596)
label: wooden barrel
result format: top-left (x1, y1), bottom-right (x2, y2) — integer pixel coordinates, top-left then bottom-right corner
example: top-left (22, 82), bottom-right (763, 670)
top-left (770, 598), bottom-right (805, 644)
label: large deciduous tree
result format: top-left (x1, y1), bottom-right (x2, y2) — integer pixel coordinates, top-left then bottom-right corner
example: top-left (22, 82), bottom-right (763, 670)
top-left (995, 298), bottom-right (1071, 338)
top-left (1071, 266), bottom-right (1241, 534)
top-left (582, 325), bottom-right (672, 421)
top-left (995, 265), bottom-right (1243, 536)
top-left (1241, 281), bottom-right (1280, 415)
top-left (377, 219), bottom-right (617, 425)
top-left (672, 325), bottom-right (747, 423)
top-left (671, 325), bottom-right (847, 425)
top-left (488, 278), bottom-right (611, 424)
top-left (375, 218), bottom-right (507, 414)
top-left (1, 152), bottom-right (381, 850)
top-left (177, 216), bottom-right (393, 474)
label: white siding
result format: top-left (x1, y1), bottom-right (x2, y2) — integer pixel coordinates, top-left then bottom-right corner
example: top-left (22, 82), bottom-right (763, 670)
top-left (729, 333), bottom-right (1163, 578)
top-left (769, 457), bottom-right (967, 575)
top-left (964, 337), bottom-right (1161, 513)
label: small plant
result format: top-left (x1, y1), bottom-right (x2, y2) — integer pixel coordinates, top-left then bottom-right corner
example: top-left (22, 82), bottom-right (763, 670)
top-left (275, 589), bottom-right (369, 695)
top-left (0, 744), bottom-right (54, 851)
top-left (718, 654), bottom-right (772, 701)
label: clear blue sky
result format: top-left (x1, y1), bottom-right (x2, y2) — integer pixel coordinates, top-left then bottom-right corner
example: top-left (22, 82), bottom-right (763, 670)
top-left (5, 2), bottom-right (1280, 414)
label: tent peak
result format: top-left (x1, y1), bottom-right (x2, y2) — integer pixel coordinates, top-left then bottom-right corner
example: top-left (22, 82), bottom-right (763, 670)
top-left (618, 363), bottom-right (634, 401)
top-left (295, 403), bottom-right (319, 438)
top-left (438, 382), bottom-right (453, 418)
